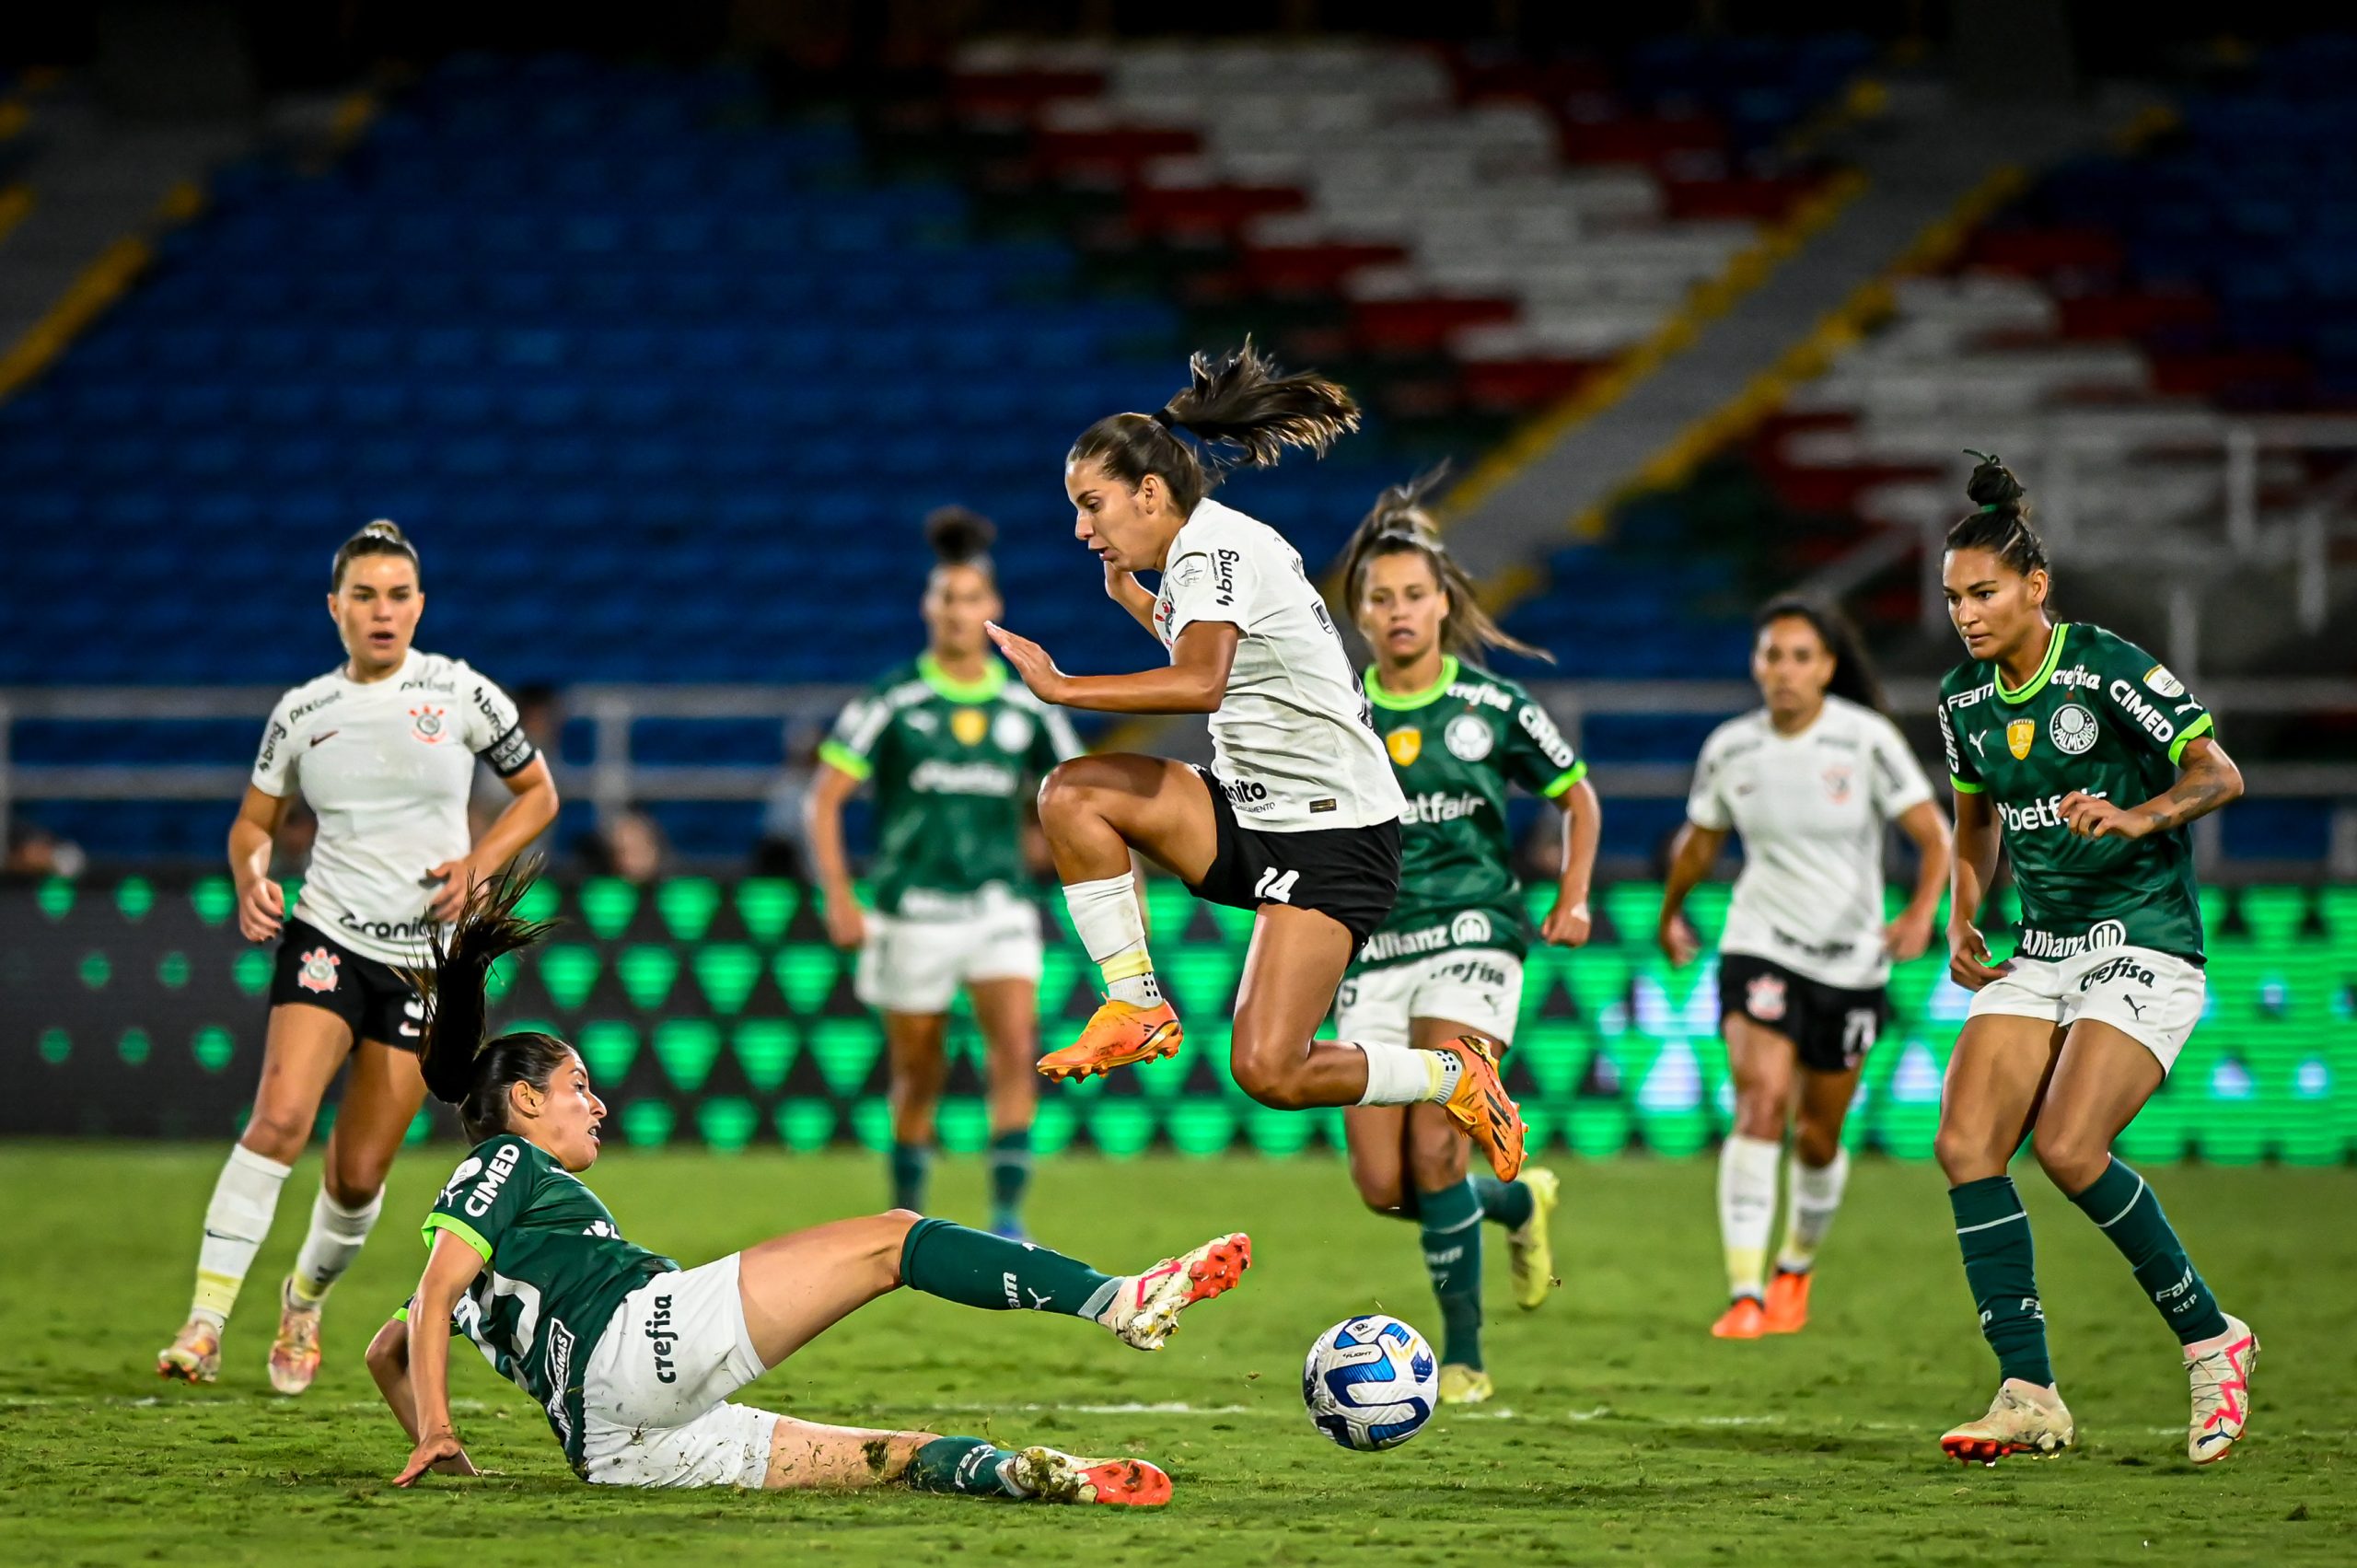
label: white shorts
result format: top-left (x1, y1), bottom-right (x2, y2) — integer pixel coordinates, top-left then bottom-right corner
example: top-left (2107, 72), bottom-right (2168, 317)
top-left (580, 1254), bottom-right (777, 1489)
top-left (1967, 944), bottom-right (2207, 1074)
top-left (855, 903), bottom-right (1043, 1015)
top-left (1334, 949), bottom-right (1525, 1051)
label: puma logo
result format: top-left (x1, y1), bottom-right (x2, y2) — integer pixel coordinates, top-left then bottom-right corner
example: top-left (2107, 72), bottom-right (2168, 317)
top-left (2123, 994), bottom-right (2148, 1020)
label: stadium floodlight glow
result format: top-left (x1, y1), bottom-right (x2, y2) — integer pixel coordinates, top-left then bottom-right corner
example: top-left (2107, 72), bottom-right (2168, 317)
top-left (731, 1019), bottom-right (795, 1093)
top-left (656, 877), bottom-right (722, 942)
top-left (734, 878), bottom-right (797, 942)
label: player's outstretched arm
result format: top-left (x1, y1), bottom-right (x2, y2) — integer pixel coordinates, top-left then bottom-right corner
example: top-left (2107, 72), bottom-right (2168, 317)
top-left (987, 620), bottom-right (1237, 714)
top-left (392, 1230), bottom-right (487, 1486)
top-left (370, 1311), bottom-right (483, 1478)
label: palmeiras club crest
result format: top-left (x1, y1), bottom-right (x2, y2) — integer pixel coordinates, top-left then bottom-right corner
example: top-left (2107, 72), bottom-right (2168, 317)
top-left (297, 947), bottom-right (342, 993)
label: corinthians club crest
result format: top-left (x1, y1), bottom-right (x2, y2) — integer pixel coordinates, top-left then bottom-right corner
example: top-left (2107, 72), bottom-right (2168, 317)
top-left (296, 947), bottom-right (341, 993)
top-left (409, 704), bottom-right (448, 744)
top-left (1745, 971), bottom-right (1787, 1021)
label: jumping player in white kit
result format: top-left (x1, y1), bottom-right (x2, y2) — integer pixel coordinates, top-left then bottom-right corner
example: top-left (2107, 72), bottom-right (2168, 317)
top-left (157, 521), bottom-right (558, 1392)
top-left (1658, 598), bottom-right (1949, 1339)
top-left (983, 342), bottom-right (1527, 1179)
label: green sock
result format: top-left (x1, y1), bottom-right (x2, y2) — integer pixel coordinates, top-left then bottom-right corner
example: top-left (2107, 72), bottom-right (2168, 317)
top-left (1418, 1179), bottom-right (1484, 1371)
top-left (900, 1216), bottom-right (1118, 1318)
top-left (988, 1129), bottom-right (1030, 1236)
top-left (1473, 1173), bottom-right (1533, 1231)
top-left (904, 1435), bottom-right (1017, 1497)
top-left (1949, 1177), bottom-right (2052, 1387)
top-left (890, 1144), bottom-right (930, 1213)
top-left (2068, 1157), bottom-right (2229, 1344)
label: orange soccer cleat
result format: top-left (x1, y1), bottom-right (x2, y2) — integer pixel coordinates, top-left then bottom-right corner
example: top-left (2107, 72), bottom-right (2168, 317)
top-left (1037, 998), bottom-right (1183, 1083)
top-left (1004, 1448), bottom-right (1174, 1507)
top-left (1761, 1268), bottom-right (1812, 1335)
top-left (1437, 1035), bottom-right (1527, 1181)
top-left (1711, 1296), bottom-right (1768, 1340)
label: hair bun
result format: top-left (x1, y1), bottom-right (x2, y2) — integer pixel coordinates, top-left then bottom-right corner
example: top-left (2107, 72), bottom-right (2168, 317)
top-left (359, 519), bottom-right (407, 542)
top-left (1963, 450), bottom-right (2027, 518)
top-left (923, 506), bottom-right (996, 565)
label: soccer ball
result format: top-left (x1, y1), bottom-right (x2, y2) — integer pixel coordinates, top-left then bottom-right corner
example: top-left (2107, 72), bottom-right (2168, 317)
top-left (1302, 1314), bottom-right (1438, 1451)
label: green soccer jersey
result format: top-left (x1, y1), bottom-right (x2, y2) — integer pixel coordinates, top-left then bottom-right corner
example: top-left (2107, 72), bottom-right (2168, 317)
top-left (422, 1137), bottom-right (678, 1470)
top-left (1935, 622), bottom-right (2216, 962)
top-left (819, 654), bottom-right (1082, 917)
top-left (1348, 656), bottom-right (1586, 970)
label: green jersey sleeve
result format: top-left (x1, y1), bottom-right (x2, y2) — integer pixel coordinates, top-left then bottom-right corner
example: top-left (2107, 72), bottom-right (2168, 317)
top-left (2096, 638), bottom-right (2215, 766)
top-left (1936, 691), bottom-right (1984, 795)
top-left (819, 685), bottom-right (895, 784)
top-left (1026, 699), bottom-right (1084, 776)
top-left (1503, 691), bottom-right (1585, 799)
top-left (423, 1139), bottom-right (544, 1263)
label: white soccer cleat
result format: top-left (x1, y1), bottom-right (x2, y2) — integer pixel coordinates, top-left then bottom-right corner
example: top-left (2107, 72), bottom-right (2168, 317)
top-left (157, 1318), bottom-right (221, 1384)
top-left (1002, 1446), bottom-right (1171, 1507)
top-left (267, 1277), bottom-right (323, 1396)
top-left (1096, 1232), bottom-right (1251, 1351)
top-left (2184, 1314), bottom-right (2259, 1465)
top-left (1940, 1377), bottom-right (2075, 1465)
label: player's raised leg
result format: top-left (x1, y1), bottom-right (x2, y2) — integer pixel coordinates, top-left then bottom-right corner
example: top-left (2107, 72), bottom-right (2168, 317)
top-left (161, 1004), bottom-right (350, 1382)
top-left (1033, 756), bottom-right (1211, 1079)
top-left (1763, 1057), bottom-right (1863, 1335)
top-left (733, 1209), bottom-right (1250, 1369)
top-left (968, 975), bottom-right (1040, 1238)
top-left (2033, 1018), bottom-right (2255, 1464)
top-left (270, 1035), bottom-right (424, 1394)
top-left (1713, 1013), bottom-right (1794, 1339)
top-left (1935, 1013), bottom-right (2073, 1463)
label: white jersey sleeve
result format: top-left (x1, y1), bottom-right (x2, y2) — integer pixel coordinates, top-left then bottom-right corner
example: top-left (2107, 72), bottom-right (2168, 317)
top-left (1159, 536), bottom-right (1254, 644)
top-left (1685, 722), bottom-right (1738, 831)
top-left (1864, 713), bottom-right (1934, 819)
top-left (250, 689), bottom-right (305, 799)
top-left (454, 662), bottom-right (539, 778)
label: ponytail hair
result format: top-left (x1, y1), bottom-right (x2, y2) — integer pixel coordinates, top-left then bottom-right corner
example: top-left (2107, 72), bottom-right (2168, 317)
top-left (406, 862), bottom-right (572, 1145)
top-left (1067, 338), bottom-right (1361, 517)
top-left (1340, 463), bottom-right (1551, 665)
top-left (331, 519), bottom-right (422, 591)
top-left (1944, 451), bottom-right (2049, 580)
top-left (924, 505), bottom-right (996, 584)
top-left (1755, 595), bottom-right (1889, 716)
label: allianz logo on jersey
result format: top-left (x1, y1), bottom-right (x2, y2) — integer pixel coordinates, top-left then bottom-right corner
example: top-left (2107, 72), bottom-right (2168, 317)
top-left (1359, 911), bottom-right (1494, 963)
top-left (1400, 791), bottom-right (1486, 824)
top-left (2018, 919), bottom-right (2128, 961)
top-left (1995, 789), bottom-right (2108, 834)
top-left (908, 759), bottom-right (1018, 796)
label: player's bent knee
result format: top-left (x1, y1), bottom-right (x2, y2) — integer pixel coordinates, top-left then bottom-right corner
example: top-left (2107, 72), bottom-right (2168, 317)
top-left (1230, 1053), bottom-right (1318, 1110)
top-left (1035, 762), bottom-right (1111, 829)
top-left (1794, 1123), bottom-right (1843, 1169)
top-left (2029, 1125), bottom-right (2107, 1193)
top-left (239, 1110), bottom-right (310, 1163)
top-left (1933, 1121), bottom-right (2002, 1184)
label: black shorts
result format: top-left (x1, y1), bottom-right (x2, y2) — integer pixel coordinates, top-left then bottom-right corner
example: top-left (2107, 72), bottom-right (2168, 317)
top-left (1718, 953), bottom-right (1888, 1074)
top-left (1186, 767), bottom-right (1401, 949)
top-left (269, 919), bottom-right (426, 1050)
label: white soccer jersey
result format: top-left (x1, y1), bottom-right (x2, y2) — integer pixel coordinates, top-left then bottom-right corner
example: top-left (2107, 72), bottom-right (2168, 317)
top-left (1152, 497), bottom-right (1403, 831)
top-left (1686, 694), bottom-right (1934, 991)
top-left (250, 649), bottom-right (538, 966)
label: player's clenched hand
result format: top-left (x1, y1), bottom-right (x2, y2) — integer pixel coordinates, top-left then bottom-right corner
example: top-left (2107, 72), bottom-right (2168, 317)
top-left (1947, 920), bottom-right (2012, 991)
top-left (237, 876), bottom-right (285, 942)
top-left (2058, 791), bottom-right (2143, 841)
top-left (1656, 912), bottom-right (1700, 968)
top-left (983, 622), bottom-right (1072, 703)
top-left (1541, 899), bottom-right (1592, 948)
top-left (394, 1431), bottom-right (474, 1486)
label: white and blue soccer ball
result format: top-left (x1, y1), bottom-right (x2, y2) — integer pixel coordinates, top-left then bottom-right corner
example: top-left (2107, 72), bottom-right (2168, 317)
top-left (1302, 1314), bottom-right (1438, 1451)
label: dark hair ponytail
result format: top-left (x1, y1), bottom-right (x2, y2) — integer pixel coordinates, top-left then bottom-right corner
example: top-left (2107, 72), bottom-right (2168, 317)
top-left (331, 518), bottom-right (422, 591)
top-left (1067, 338), bottom-right (1361, 518)
top-left (924, 506), bottom-right (996, 584)
top-left (406, 862), bottom-right (572, 1144)
top-left (1944, 451), bottom-right (2049, 580)
top-left (1340, 463), bottom-right (1550, 665)
top-left (1755, 595), bottom-right (1889, 716)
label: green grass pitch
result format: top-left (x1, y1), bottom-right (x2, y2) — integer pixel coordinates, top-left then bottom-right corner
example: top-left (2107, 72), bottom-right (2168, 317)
top-left (1, 1145), bottom-right (2350, 1565)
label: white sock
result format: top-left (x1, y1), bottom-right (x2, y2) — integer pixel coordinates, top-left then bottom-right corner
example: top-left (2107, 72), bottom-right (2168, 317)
top-left (1062, 874), bottom-right (1161, 1007)
top-left (290, 1187), bottom-right (384, 1307)
top-left (192, 1144), bottom-right (292, 1328)
top-left (1353, 1041), bottom-right (1450, 1106)
top-left (1716, 1134), bottom-right (1780, 1302)
top-left (1778, 1148), bottom-right (1850, 1272)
